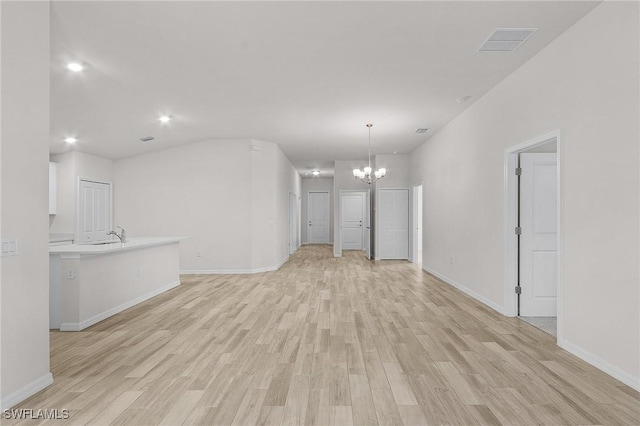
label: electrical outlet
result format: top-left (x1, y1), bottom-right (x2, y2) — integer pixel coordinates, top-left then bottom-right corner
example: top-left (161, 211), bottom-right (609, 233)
top-left (67, 268), bottom-right (75, 279)
top-left (1, 238), bottom-right (18, 257)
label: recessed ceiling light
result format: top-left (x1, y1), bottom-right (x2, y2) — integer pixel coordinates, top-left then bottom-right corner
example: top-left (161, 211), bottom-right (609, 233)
top-left (415, 128), bottom-right (429, 134)
top-left (457, 96), bottom-right (471, 103)
top-left (67, 62), bottom-right (84, 72)
top-left (311, 170), bottom-right (320, 176)
top-left (139, 136), bottom-right (155, 142)
top-left (158, 115), bottom-right (172, 123)
top-left (64, 137), bottom-right (77, 144)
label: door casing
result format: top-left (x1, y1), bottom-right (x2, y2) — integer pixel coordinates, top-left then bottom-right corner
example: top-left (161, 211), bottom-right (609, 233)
top-left (503, 130), bottom-right (563, 340)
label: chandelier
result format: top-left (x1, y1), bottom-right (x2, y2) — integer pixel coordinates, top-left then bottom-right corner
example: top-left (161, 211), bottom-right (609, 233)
top-left (353, 123), bottom-right (386, 184)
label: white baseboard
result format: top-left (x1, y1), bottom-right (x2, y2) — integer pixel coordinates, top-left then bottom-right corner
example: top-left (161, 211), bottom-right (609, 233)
top-left (1, 373), bottom-right (53, 410)
top-left (60, 280), bottom-right (180, 331)
top-left (558, 339), bottom-right (640, 391)
top-left (422, 265), bottom-right (506, 315)
top-left (422, 265), bottom-right (639, 391)
top-left (180, 255), bottom-right (290, 275)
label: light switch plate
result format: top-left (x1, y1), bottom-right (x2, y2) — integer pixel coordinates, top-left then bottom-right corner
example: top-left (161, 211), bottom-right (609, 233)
top-left (1, 239), bottom-right (18, 257)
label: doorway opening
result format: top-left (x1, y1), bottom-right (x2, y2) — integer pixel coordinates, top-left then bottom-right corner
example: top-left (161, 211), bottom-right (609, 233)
top-left (504, 131), bottom-right (561, 339)
top-left (338, 190), bottom-right (370, 259)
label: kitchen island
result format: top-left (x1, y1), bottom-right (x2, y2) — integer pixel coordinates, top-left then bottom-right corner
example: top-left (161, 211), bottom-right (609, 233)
top-left (49, 237), bottom-right (187, 331)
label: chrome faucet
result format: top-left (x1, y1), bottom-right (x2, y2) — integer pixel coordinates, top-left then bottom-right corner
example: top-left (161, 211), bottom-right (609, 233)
top-left (108, 226), bottom-right (127, 243)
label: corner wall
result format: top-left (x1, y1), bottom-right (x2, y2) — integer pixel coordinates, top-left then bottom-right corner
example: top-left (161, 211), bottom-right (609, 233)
top-left (409, 2), bottom-right (639, 389)
top-left (1, 1), bottom-right (53, 408)
top-left (113, 139), bottom-right (300, 273)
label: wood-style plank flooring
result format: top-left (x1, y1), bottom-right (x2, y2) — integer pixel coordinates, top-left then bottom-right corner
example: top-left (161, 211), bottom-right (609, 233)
top-left (11, 245), bottom-right (640, 425)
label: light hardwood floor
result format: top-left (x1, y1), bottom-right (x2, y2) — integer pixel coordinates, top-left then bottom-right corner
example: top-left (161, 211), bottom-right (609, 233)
top-left (11, 245), bottom-right (640, 425)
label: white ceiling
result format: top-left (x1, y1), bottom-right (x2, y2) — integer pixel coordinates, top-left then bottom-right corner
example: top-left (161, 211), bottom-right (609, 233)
top-left (50, 1), bottom-right (598, 175)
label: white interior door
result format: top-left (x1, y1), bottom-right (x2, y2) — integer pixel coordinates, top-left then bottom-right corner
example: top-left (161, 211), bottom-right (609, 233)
top-left (78, 179), bottom-right (111, 243)
top-left (308, 191), bottom-right (330, 244)
top-left (378, 189), bottom-right (409, 260)
top-left (341, 192), bottom-right (365, 250)
top-left (520, 153), bottom-right (557, 316)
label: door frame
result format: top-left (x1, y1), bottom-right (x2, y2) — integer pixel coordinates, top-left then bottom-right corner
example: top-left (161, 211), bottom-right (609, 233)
top-left (76, 177), bottom-right (113, 243)
top-left (307, 190), bottom-right (330, 244)
top-left (289, 192), bottom-right (298, 255)
top-left (503, 130), bottom-right (563, 339)
top-left (409, 183), bottom-right (423, 264)
top-left (337, 189), bottom-right (369, 258)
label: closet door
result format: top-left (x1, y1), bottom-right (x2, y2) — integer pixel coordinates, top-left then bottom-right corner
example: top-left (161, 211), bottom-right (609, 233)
top-left (78, 179), bottom-right (111, 243)
top-left (378, 189), bottom-right (409, 260)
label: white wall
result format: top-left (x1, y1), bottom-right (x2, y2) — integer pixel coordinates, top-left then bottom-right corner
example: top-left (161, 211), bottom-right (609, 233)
top-left (274, 144), bottom-right (302, 261)
top-left (301, 177), bottom-right (334, 244)
top-left (410, 2), bottom-right (639, 389)
top-left (49, 151), bottom-right (114, 236)
top-left (374, 154), bottom-right (410, 189)
top-left (0, 1), bottom-right (53, 408)
top-left (113, 139), bottom-right (300, 273)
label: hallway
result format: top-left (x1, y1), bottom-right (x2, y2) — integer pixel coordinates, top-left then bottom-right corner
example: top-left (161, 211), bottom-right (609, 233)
top-left (13, 245), bottom-right (640, 425)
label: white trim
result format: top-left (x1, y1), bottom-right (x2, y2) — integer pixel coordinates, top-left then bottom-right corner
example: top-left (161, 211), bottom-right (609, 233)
top-left (558, 339), bottom-right (640, 392)
top-left (180, 255), bottom-right (290, 275)
top-left (59, 280), bottom-right (180, 331)
top-left (1, 373), bottom-right (53, 410)
top-left (409, 185), bottom-right (419, 264)
top-left (422, 265), bottom-right (506, 315)
top-left (503, 130), bottom-right (562, 327)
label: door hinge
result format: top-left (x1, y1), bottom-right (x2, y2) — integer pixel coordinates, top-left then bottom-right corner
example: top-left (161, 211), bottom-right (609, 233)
top-left (515, 167), bottom-right (522, 176)
top-left (515, 226), bottom-right (522, 235)
top-left (515, 286), bottom-right (521, 295)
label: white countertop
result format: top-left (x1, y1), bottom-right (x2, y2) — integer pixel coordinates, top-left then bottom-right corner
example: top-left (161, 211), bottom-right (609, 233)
top-left (49, 237), bottom-right (188, 255)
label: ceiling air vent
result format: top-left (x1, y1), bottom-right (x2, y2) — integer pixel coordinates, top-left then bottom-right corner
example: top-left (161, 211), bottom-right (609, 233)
top-left (415, 128), bottom-right (429, 134)
top-left (139, 136), bottom-right (155, 142)
top-left (478, 28), bottom-right (537, 52)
